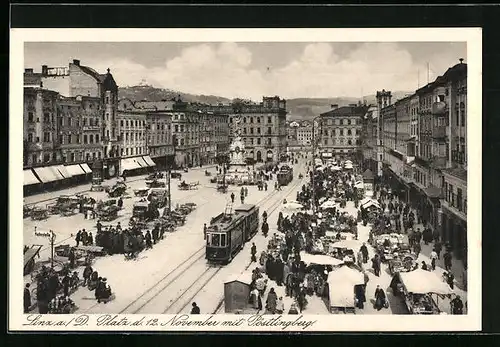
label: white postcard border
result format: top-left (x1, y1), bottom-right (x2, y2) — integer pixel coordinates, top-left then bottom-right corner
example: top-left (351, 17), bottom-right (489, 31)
top-left (9, 28), bottom-right (482, 332)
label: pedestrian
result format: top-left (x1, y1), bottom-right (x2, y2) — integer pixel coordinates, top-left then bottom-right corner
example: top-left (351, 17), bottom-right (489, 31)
top-left (371, 254), bottom-right (381, 277)
top-left (203, 223), bottom-right (207, 240)
top-left (354, 284), bottom-right (366, 309)
top-left (75, 230), bottom-right (81, 247)
top-left (190, 302), bottom-right (200, 314)
top-left (374, 285), bottom-right (386, 311)
top-left (446, 272), bottom-right (455, 289)
top-left (145, 230), bottom-right (153, 249)
top-left (421, 261), bottom-right (428, 271)
top-left (83, 265), bottom-right (93, 286)
top-left (68, 248), bottom-right (76, 269)
top-left (266, 288), bottom-right (278, 314)
top-left (88, 232), bottom-right (94, 246)
top-left (24, 283), bottom-right (31, 313)
top-left (230, 192), bottom-right (235, 203)
top-left (413, 242), bottom-right (421, 257)
top-left (251, 243), bottom-right (257, 263)
top-left (262, 221), bottom-right (269, 237)
top-left (451, 295), bottom-right (464, 314)
top-left (240, 194), bottom-right (245, 204)
top-left (264, 182), bottom-right (268, 191)
top-left (62, 273), bottom-right (71, 297)
top-left (443, 251), bottom-right (452, 272)
top-left (360, 243), bottom-right (369, 264)
top-left (430, 250), bottom-right (438, 270)
top-left (288, 302), bottom-right (299, 314)
top-left (434, 241), bottom-right (443, 259)
top-left (244, 187), bottom-right (248, 197)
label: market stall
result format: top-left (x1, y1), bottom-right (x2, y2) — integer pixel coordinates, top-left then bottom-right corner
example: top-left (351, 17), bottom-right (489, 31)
top-left (390, 269), bottom-right (454, 314)
top-left (327, 266), bottom-right (365, 314)
top-left (223, 271), bottom-right (254, 313)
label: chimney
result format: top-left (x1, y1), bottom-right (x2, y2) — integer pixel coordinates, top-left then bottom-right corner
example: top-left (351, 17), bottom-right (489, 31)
top-left (24, 68), bottom-right (33, 74)
top-left (459, 58), bottom-right (464, 64)
top-left (41, 65), bottom-right (48, 75)
top-left (331, 104), bottom-right (338, 110)
top-left (73, 59), bottom-right (80, 66)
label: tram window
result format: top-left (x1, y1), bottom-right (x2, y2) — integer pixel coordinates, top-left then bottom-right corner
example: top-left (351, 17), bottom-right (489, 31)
top-left (206, 234), bottom-right (211, 246)
top-left (212, 234), bottom-right (221, 247)
top-left (221, 234), bottom-right (226, 247)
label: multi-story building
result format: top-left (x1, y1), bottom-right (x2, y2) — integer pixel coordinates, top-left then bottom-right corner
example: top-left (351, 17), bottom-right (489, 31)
top-left (23, 87), bottom-right (59, 167)
top-left (171, 99), bottom-right (202, 167)
top-left (296, 121), bottom-right (313, 147)
top-left (118, 98), bottom-right (174, 170)
top-left (80, 95), bottom-right (103, 163)
top-left (318, 103), bottom-right (368, 160)
top-left (56, 96), bottom-right (85, 163)
top-left (198, 111), bottom-right (229, 165)
top-left (439, 60), bottom-right (467, 261)
top-left (286, 121), bottom-right (300, 152)
top-left (205, 96), bottom-right (287, 163)
top-left (24, 59), bottom-right (120, 178)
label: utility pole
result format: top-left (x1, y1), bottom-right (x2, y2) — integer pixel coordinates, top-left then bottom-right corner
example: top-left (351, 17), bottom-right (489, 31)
top-left (311, 115), bottom-right (321, 214)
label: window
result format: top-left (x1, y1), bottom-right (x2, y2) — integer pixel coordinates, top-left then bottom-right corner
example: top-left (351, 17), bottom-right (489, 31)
top-left (67, 135), bottom-right (72, 144)
top-left (250, 128), bottom-right (254, 134)
top-left (347, 129), bottom-right (352, 136)
top-left (268, 138), bottom-right (272, 145)
top-left (106, 96), bottom-right (109, 104)
top-left (84, 135), bottom-right (88, 144)
top-left (257, 128), bottom-right (261, 134)
top-left (257, 138), bottom-right (261, 145)
top-left (89, 134), bottom-right (94, 144)
top-left (324, 139), bottom-right (328, 145)
top-left (28, 133), bottom-right (34, 142)
top-left (76, 135), bottom-right (80, 144)
top-left (175, 125), bottom-right (179, 132)
top-left (250, 117), bottom-right (254, 123)
top-left (43, 132), bottom-right (51, 143)
top-left (267, 117), bottom-right (272, 124)
top-left (340, 129), bottom-right (344, 136)
top-left (457, 188), bottom-right (463, 211)
top-left (348, 140), bottom-right (352, 145)
top-left (340, 119), bottom-right (344, 125)
top-left (44, 113), bottom-right (50, 123)
top-left (28, 112), bottom-right (34, 122)
top-left (267, 127), bottom-right (272, 135)
top-left (257, 117), bottom-right (261, 123)
top-left (243, 117), bottom-right (247, 123)
top-left (243, 128), bottom-right (247, 134)
top-left (58, 135), bottom-right (63, 145)
top-left (347, 119), bottom-right (351, 125)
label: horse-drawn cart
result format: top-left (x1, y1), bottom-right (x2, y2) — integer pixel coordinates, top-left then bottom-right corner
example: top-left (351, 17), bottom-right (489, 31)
top-left (134, 187), bottom-right (150, 197)
top-left (30, 207), bottom-right (49, 221)
top-left (178, 181), bottom-right (200, 190)
top-left (24, 245), bottom-right (43, 276)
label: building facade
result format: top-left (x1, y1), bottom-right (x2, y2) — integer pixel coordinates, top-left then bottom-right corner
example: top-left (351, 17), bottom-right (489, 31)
top-left (296, 121), bottom-right (314, 147)
top-left (24, 59), bottom-right (120, 178)
top-left (171, 99), bottom-right (202, 168)
top-left (318, 104), bottom-right (368, 160)
top-left (118, 98), bottom-right (174, 168)
top-left (23, 87), bottom-right (59, 167)
top-left (360, 105), bottom-right (378, 175)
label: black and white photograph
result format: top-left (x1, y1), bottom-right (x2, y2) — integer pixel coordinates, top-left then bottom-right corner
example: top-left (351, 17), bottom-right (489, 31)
top-left (9, 28), bottom-right (482, 332)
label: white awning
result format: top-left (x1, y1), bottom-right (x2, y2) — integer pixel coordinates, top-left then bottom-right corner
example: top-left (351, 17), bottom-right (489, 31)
top-left (24, 169), bottom-right (41, 186)
top-left (135, 156), bottom-right (149, 167)
top-left (65, 164), bottom-right (86, 176)
top-left (121, 158), bottom-right (141, 173)
top-left (143, 156), bottom-right (156, 167)
top-left (48, 166), bottom-right (65, 180)
top-left (80, 163), bottom-right (92, 174)
top-left (55, 165), bottom-right (73, 178)
top-left (33, 167), bottom-right (60, 183)
top-left (321, 152), bottom-right (333, 158)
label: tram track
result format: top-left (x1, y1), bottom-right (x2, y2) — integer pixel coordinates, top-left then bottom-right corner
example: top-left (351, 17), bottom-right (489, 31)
top-left (81, 178), bottom-right (287, 314)
top-left (210, 166), bottom-right (308, 314)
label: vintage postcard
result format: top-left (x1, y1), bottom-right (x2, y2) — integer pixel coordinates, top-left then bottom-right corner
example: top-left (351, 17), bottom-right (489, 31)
top-left (9, 28), bottom-right (481, 332)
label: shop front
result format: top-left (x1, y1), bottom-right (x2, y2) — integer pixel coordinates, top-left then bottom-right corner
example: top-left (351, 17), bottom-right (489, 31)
top-left (103, 158), bottom-right (120, 179)
top-left (441, 203), bottom-right (467, 261)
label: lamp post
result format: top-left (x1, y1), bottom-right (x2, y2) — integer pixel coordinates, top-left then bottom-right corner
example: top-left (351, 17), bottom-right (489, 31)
top-left (311, 115), bottom-right (322, 214)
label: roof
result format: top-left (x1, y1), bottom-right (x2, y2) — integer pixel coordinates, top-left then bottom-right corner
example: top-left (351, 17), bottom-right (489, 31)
top-left (320, 105), bottom-right (368, 118)
top-left (234, 204), bottom-right (257, 212)
top-left (443, 166), bottom-right (467, 181)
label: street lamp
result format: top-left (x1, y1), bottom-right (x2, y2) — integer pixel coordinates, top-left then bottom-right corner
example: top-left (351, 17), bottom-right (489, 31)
top-left (311, 115), bottom-right (322, 214)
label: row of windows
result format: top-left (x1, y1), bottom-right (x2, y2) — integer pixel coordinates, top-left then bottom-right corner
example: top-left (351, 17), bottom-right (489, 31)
top-left (323, 129), bottom-right (360, 136)
top-left (121, 147), bottom-right (145, 156)
top-left (240, 137), bottom-right (273, 146)
top-left (230, 116), bottom-right (273, 124)
top-left (443, 182), bottom-right (466, 214)
top-left (120, 132), bottom-right (145, 142)
top-left (322, 139), bottom-right (355, 146)
top-left (120, 119), bottom-right (146, 128)
top-left (29, 151), bottom-right (101, 165)
top-left (321, 118), bottom-right (357, 126)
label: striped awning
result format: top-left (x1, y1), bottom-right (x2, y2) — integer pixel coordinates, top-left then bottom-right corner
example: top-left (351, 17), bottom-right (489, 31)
top-left (24, 169), bottom-right (41, 186)
top-left (33, 167), bottom-right (60, 183)
top-left (135, 156), bottom-right (149, 167)
top-left (80, 163), bottom-right (92, 174)
top-left (120, 158), bottom-right (141, 173)
top-left (65, 164), bottom-right (86, 176)
top-left (55, 165), bottom-right (73, 178)
top-left (143, 156), bottom-right (156, 167)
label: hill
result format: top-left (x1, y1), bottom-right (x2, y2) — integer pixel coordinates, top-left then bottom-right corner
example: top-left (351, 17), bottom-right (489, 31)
top-left (118, 85), bottom-right (412, 120)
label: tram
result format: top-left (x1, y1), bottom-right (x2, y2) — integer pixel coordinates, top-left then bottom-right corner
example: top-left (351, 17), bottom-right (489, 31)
top-left (277, 165), bottom-right (293, 186)
top-left (205, 204), bottom-right (259, 264)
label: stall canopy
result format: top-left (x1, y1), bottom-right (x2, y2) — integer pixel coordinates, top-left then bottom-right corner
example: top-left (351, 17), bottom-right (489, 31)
top-left (33, 167), bottom-right (61, 183)
top-left (328, 266), bottom-right (365, 286)
top-left (80, 163), bottom-right (92, 174)
top-left (332, 239), bottom-right (362, 251)
top-left (360, 198), bottom-right (381, 209)
top-left (354, 181), bottom-right (364, 189)
top-left (224, 271), bottom-right (254, 286)
top-left (281, 201), bottom-right (304, 212)
top-left (55, 165), bottom-right (73, 179)
top-left (320, 200), bottom-right (339, 209)
top-left (142, 156), bottom-right (156, 167)
top-left (65, 164), bottom-right (86, 176)
top-left (24, 169), bottom-right (41, 186)
top-left (300, 252), bottom-right (343, 266)
top-left (399, 269), bottom-right (454, 295)
top-left (328, 282), bottom-right (357, 308)
top-left (121, 158), bottom-right (141, 172)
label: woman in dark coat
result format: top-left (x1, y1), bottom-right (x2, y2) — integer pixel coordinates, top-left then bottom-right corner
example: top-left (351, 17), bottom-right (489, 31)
top-left (374, 285), bottom-right (386, 311)
top-left (354, 284), bottom-right (366, 309)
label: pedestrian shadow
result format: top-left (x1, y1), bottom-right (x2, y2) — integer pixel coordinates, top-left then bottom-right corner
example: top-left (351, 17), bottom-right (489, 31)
top-left (386, 287), bottom-right (409, 315)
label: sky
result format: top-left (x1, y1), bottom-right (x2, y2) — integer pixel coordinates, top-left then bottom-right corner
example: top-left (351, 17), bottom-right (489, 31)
top-left (24, 42), bottom-right (466, 101)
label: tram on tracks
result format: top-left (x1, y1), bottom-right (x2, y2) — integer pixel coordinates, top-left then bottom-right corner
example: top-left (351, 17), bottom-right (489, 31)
top-left (205, 204), bottom-right (259, 264)
top-left (277, 165), bottom-right (293, 186)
